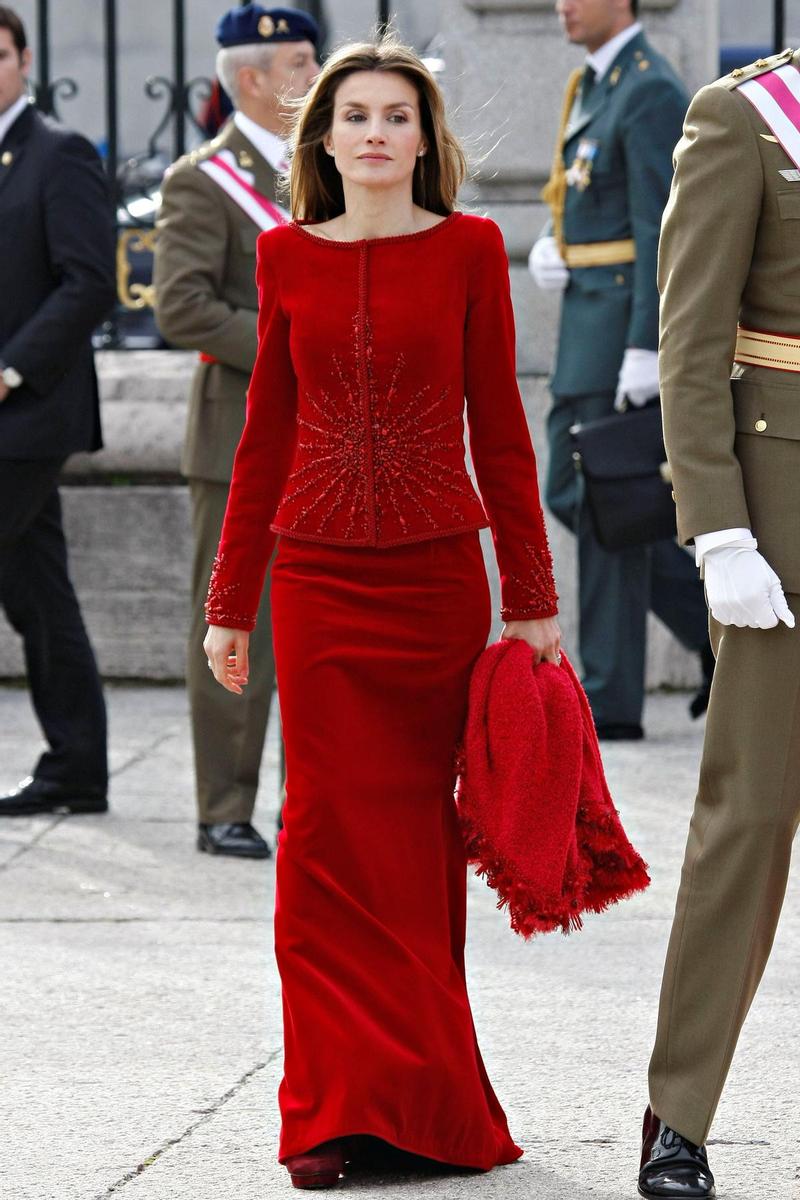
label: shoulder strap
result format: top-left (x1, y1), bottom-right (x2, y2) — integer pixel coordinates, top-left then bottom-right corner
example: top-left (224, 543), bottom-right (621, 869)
top-left (736, 62), bottom-right (800, 169)
top-left (541, 68), bottom-right (584, 255)
top-left (724, 47), bottom-right (794, 89)
top-left (198, 148), bottom-right (290, 231)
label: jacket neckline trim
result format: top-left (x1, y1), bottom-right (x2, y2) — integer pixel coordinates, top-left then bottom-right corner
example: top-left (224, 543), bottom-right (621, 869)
top-left (290, 210), bottom-right (461, 248)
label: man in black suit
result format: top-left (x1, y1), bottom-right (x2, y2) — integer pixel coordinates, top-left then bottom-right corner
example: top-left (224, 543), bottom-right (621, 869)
top-left (0, 6), bottom-right (116, 816)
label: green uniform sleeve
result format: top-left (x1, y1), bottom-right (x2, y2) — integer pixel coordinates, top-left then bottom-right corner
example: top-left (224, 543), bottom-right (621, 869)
top-left (153, 164), bottom-right (257, 372)
top-left (620, 73), bottom-right (688, 351)
top-left (658, 83), bottom-right (763, 542)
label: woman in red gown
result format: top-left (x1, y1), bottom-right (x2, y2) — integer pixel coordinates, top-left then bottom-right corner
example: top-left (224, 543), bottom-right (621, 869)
top-left (204, 37), bottom-right (561, 1191)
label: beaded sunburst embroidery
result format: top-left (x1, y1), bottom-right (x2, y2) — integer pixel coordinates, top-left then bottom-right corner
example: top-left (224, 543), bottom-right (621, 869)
top-left (205, 553), bottom-right (253, 626)
top-left (501, 540), bottom-right (559, 620)
top-left (279, 314), bottom-right (479, 538)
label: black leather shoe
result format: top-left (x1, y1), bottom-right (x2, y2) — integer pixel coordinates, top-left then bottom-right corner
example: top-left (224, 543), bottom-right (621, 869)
top-left (595, 722), bottom-right (645, 741)
top-left (638, 1105), bottom-right (715, 1199)
top-left (689, 643), bottom-right (716, 720)
top-left (0, 776), bottom-right (108, 816)
top-left (197, 822), bottom-right (272, 859)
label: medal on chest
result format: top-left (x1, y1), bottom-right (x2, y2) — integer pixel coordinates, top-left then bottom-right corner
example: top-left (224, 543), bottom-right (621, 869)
top-left (566, 138), bottom-right (599, 192)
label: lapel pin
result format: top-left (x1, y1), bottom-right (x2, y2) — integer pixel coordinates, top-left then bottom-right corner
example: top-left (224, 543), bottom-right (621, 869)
top-left (1, 151), bottom-right (13, 166)
top-left (610, 66), bottom-right (622, 86)
top-left (239, 150), bottom-right (254, 168)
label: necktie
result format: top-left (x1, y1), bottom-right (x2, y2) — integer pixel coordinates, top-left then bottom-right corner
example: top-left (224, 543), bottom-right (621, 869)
top-left (580, 64), bottom-right (597, 109)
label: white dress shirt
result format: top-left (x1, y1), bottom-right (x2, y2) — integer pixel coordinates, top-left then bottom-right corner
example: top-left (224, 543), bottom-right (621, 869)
top-left (233, 111), bottom-right (289, 173)
top-left (586, 22), bottom-right (642, 82)
top-left (0, 93), bottom-right (31, 146)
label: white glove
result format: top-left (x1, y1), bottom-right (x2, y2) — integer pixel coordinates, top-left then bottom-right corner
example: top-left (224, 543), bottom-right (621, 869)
top-left (528, 236), bottom-right (569, 292)
top-left (703, 541), bottom-right (796, 630)
top-left (614, 347), bottom-right (660, 411)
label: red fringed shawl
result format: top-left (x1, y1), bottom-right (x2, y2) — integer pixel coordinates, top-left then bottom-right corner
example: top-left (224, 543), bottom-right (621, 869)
top-left (456, 639), bottom-right (650, 937)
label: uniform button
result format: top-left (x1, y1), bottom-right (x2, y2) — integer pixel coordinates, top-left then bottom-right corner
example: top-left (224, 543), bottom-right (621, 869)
top-left (615, 273), bottom-right (625, 284)
top-left (755, 419), bottom-right (768, 432)
top-left (671, 491), bottom-right (676, 503)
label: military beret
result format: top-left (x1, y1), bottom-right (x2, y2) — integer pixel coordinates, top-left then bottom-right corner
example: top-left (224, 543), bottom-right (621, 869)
top-left (216, 5), bottom-right (319, 50)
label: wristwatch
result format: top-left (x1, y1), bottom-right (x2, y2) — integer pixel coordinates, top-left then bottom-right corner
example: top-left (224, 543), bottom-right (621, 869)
top-left (0, 362), bottom-right (23, 390)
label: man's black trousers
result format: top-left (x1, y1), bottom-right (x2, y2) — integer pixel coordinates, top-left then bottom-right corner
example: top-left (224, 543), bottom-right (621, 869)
top-left (0, 459), bottom-right (107, 789)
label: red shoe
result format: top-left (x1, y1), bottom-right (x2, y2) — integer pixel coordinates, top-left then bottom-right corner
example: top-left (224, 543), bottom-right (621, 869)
top-left (284, 1141), bottom-right (344, 1190)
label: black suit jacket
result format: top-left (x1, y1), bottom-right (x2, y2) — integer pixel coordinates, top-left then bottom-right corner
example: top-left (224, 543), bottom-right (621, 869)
top-left (0, 104), bottom-right (116, 458)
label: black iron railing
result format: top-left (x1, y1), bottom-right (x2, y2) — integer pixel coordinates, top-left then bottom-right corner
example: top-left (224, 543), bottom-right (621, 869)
top-left (774, 0), bottom-right (786, 52)
top-left (35, 0), bottom-right (221, 207)
top-left (32, 0), bottom-right (329, 346)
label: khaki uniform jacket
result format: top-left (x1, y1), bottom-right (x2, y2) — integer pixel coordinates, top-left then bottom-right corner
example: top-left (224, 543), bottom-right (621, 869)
top-left (154, 120), bottom-right (283, 483)
top-left (659, 48), bottom-right (800, 592)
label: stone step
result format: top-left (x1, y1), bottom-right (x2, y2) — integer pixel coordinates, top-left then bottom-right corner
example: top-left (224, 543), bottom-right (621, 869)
top-left (0, 353), bottom-right (700, 687)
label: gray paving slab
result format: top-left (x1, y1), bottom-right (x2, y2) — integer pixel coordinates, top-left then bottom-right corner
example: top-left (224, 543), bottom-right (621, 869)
top-left (1, 686), bottom-right (798, 1200)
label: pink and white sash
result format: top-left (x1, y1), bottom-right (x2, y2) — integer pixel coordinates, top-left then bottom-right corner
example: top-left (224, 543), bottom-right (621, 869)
top-left (738, 64), bottom-right (800, 168)
top-left (198, 148), bottom-right (290, 230)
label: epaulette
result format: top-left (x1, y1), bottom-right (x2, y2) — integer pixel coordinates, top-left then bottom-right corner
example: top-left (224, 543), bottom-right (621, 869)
top-left (165, 138), bottom-right (219, 174)
top-left (631, 47), bottom-right (652, 75)
top-left (187, 136), bottom-right (224, 167)
top-left (724, 47), bottom-right (795, 90)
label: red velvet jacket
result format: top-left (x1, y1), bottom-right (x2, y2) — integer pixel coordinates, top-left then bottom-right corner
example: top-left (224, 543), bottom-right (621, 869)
top-left (206, 212), bottom-right (558, 630)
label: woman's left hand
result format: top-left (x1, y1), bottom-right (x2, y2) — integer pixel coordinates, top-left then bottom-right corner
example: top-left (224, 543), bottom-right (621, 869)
top-left (502, 616), bottom-right (562, 665)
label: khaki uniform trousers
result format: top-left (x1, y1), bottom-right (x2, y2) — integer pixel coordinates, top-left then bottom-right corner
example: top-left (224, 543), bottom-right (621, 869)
top-left (649, 594), bottom-right (800, 1146)
top-left (188, 478), bottom-right (276, 824)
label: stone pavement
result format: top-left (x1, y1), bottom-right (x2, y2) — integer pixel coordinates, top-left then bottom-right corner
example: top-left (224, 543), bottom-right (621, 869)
top-left (1, 685), bottom-right (798, 1200)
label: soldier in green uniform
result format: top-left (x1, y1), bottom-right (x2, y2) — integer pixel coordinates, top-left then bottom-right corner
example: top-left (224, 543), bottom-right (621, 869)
top-left (531, 0), bottom-right (711, 739)
top-left (638, 47), bottom-right (800, 1200)
top-left (154, 6), bottom-right (319, 858)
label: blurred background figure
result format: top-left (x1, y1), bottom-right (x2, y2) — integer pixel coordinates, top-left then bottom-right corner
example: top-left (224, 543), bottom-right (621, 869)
top-left (198, 76), bottom-right (234, 139)
top-left (529, 0), bottom-right (713, 741)
top-left (153, 5), bottom-right (319, 860)
top-left (0, 4), bottom-right (116, 817)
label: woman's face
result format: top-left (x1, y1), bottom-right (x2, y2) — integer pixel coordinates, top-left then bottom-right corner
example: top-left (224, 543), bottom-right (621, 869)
top-left (324, 70), bottom-right (428, 193)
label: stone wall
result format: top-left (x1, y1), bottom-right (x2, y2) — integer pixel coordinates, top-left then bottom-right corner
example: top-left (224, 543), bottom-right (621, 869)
top-left (441, 0), bottom-right (719, 372)
top-left (0, 352), bottom-right (700, 689)
top-left (0, 0), bottom-right (717, 688)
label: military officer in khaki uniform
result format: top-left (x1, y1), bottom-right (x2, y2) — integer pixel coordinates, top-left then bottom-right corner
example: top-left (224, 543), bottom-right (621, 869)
top-left (638, 48), bottom-right (800, 1200)
top-left (154, 6), bottom-right (319, 858)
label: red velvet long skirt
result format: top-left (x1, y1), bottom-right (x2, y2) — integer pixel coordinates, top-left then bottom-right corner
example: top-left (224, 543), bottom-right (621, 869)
top-left (271, 531), bottom-right (522, 1170)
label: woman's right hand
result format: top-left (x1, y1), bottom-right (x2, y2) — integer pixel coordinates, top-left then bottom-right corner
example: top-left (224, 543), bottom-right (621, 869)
top-left (203, 625), bottom-right (251, 694)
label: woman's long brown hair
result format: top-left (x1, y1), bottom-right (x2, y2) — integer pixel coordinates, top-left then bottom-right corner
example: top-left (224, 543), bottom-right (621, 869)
top-left (288, 36), bottom-right (467, 222)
